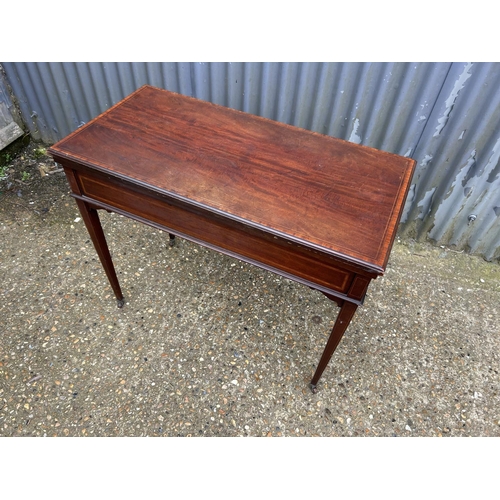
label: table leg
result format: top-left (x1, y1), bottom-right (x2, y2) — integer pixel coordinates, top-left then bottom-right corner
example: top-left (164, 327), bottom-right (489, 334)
top-left (309, 300), bottom-right (358, 393)
top-left (75, 199), bottom-right (125, 308)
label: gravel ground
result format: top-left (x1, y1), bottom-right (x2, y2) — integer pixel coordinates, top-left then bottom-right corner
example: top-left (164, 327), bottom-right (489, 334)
top-left (1, 142), bottom-right (499, 438)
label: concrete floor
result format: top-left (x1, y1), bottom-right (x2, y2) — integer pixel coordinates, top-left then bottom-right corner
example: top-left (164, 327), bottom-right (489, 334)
top-left (1, 144), bottom-right (499, 437)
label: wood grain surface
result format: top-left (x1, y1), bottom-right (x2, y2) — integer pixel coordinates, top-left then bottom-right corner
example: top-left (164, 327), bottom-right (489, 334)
top-left (49, 85), bottom-right (415, 272)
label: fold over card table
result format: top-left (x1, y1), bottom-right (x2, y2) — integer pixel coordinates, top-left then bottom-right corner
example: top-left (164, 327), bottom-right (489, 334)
top-left (49, 85), bottom-right (415, 392)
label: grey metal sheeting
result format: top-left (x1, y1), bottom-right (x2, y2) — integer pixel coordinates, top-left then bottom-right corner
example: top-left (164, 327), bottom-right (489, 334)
top-left (2, 62), bottom-right (499, 260)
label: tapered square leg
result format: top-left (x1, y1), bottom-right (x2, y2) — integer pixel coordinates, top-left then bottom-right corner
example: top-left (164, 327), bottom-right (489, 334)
top-left (75, 199), bottom-right (124, 307)
top-left (309, 300), bottom-right (358, 392)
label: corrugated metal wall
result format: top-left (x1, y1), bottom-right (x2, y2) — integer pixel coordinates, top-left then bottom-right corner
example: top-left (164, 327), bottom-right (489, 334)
top-left (400, 62), bottom-right (500, 261)
top-left (2, 62), bottom-right (500, 261)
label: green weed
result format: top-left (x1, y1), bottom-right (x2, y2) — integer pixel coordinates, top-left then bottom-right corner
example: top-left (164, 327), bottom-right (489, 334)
top-left (33, 147), bottom-right (47, 158)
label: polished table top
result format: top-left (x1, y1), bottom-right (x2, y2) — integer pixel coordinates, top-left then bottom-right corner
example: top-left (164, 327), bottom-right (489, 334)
top-left (49, 85), bottom-right (415, 275)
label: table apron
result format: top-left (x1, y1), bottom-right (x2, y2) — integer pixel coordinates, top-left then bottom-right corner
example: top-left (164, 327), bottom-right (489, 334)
top-left (70, 168), bottom-right (374, 304)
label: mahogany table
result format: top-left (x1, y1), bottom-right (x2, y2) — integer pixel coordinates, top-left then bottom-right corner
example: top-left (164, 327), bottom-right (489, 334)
top-left (48, 85), bottom-right (415, 392)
